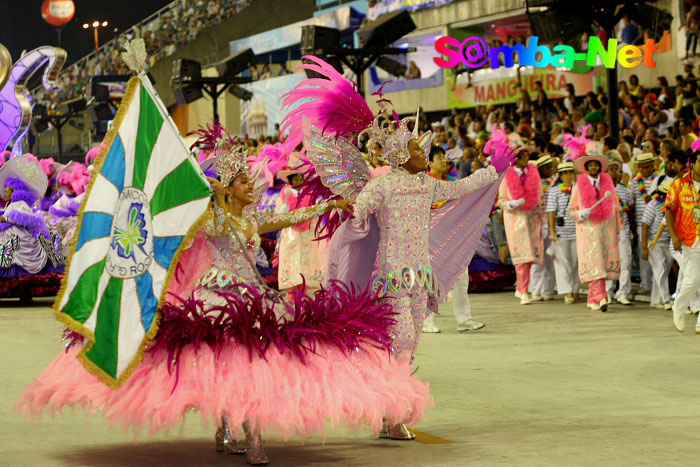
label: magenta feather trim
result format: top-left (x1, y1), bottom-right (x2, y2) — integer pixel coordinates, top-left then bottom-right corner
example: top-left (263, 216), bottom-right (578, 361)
top-left (576, 173), bottom-right (615, 221)
top-left (280, 55), bottom-right (375, 151)
top-left (188, 120), bottom-right (237, 153)
top-left (504, 164), bottom-right (541, 211)
top-left (156, 280), bottom-right (394, 381)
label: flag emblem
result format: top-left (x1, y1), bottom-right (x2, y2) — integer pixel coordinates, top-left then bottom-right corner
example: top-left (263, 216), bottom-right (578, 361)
top-left (55, 75), bottom-right (211, 388)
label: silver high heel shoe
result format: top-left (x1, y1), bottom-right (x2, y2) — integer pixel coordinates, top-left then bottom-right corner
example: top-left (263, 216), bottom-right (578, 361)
top-left (243, 422), bottom-right (269, 465)
top-left (215, 417), bottom-right (246, 454)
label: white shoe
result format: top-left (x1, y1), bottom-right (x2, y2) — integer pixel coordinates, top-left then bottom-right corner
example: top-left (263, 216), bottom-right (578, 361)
top-left (543, 295), bottom-right (554, 301)
top-left (651, 303), bottom-right (664, 309)
top-left (615, 294), bottom-right (631, 305)
top-left (692, 307), bottom-right (700, 315)
top-left (514, 290), bottom-right (522, 299)
top-left (457, 320), bottom-right (485, 332)
top-left (531, 295), bottom-right (544, 302)
top-left (673, 312), bottom-right (686, 332)
top-left (664, 302), bottom-right (673, 311)
top-left (588, 302), bottom-right (600, 310)
top-left (422, 324), bottom-right (441, 333)
top-left (520, 294), bottom-right (531, 305)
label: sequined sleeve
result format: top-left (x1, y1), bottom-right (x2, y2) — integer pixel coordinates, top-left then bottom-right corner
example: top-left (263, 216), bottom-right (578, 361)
top-left (431, 165), bottom-right (498, 202)
top-left (352, 178), bottom-right (385, 222)
top-left (254, 201), bottom-right (335, 234)
top-left (203, 203), bottom-right (226, 237)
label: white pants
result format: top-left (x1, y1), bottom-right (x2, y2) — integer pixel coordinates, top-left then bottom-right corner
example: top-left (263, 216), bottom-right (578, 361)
top-left (552, 239), bottom-right (580, 295)
top-left (671, 243), bottom-right (700, 313)
top-left (607, 234), bottom-right (632, 297)
top-left (530, 237), bottom-right (555, 296)
top-left (425, 271), bottom-right (471, 327)
top-left (637, 228), bottom-right (653, 290)
top-left (648, 242), bottom-right (673, 305)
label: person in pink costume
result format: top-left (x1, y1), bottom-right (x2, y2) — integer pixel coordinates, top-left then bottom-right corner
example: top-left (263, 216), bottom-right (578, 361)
top-left (498, 145), bottom-right (543, 305)
top-left (569, 151), bottom-right (622, 311)
top-left (280, 56), bottom-right (514, 441)
top-left (275, 156), bottom-right (329, 292)
top-left (17, 129), bottom-right (434, 466)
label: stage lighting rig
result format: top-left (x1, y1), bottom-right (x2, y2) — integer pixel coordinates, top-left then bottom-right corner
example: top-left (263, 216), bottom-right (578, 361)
top-left (170, 50), bottom-right (256, 120)
top-left (299, 11), bottom-right (417, 93)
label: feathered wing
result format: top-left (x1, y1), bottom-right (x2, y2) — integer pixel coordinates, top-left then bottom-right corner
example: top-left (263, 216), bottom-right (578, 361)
top-left (303, 118), bottom-right (370, 201)
top-left (280, 55), bottom-right (375, 153)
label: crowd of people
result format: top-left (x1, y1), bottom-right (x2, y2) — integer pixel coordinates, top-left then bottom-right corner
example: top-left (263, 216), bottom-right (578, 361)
top-left (347, 68), bottom-right (700, 330)
top-left (34, 0), bottom-right (253, 108)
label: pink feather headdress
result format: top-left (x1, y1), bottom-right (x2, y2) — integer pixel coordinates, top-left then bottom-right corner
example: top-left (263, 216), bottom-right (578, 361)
top-left (39, 157), bottom-right (56, 178)
top-left (249, 142), bottom-right (289, 185)
top-left (561, 124), bottom-right (592, 161)
top-left (58, 162), bottom-right (90, 195)
top-left (280, 55), bottom-right (375, 153)
top-left (483, 124), bottom-right (509, 155)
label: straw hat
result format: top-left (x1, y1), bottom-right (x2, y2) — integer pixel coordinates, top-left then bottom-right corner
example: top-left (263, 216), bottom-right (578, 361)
top-left (606, 150), bottom-right (623, 168)
top-left (557, 161), bottom-right (575, 173)
top-left (657, 178), bottom-right (672, 194)
top-left (536, 155), bottom-right (554, 168)
top-left (635, 152), bottom-right (656, 165)
top-left (574, 151), bottom-right (608, 174)
top-left (277, 153), bottom-right (307, 185)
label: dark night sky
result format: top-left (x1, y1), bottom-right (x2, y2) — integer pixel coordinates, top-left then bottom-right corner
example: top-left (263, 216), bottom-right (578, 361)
top-left (0, 0), bottom-right (173, 65)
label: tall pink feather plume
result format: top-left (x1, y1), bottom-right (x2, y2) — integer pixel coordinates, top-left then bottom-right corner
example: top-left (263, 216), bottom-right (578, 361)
top-left (483, 124), bottom-right (509, 155)
top-left (561, 124), bottom-right (592, 161)
top-left (250, 142), bottom-right (289, 185)
top-left (58, 162), bottom-right (90, 195)
top-left (280, 55), bottom-right (375, 152)
top-left (39, 158), bottom-right (56, 178)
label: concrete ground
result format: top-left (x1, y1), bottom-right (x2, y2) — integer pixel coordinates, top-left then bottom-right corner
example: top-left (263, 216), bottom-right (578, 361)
top-left (2, 292), bottom-right (700, 467)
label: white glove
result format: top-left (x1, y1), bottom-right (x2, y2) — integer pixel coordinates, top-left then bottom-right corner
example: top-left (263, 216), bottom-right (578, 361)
top-left (508, 198), bottom-right (525, 210)
top-left (578, 208), bottom-right (592, 220)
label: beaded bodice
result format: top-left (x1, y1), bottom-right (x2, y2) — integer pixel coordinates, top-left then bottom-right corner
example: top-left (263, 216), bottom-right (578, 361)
top-left (199, 204), bottom-right (262, 292)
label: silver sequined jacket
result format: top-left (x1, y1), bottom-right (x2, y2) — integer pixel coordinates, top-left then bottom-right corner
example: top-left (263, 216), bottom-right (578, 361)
top-left (352, 166), bottom-right (499, 297)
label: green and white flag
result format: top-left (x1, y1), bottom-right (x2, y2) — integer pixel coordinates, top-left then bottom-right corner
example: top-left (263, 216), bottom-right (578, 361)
top-left (56, 75), bottom-right (210, 388)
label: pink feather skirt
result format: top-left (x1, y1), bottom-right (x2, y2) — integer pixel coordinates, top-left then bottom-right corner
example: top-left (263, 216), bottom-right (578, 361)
top-left (17, 344), bottom-right (432, 439)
